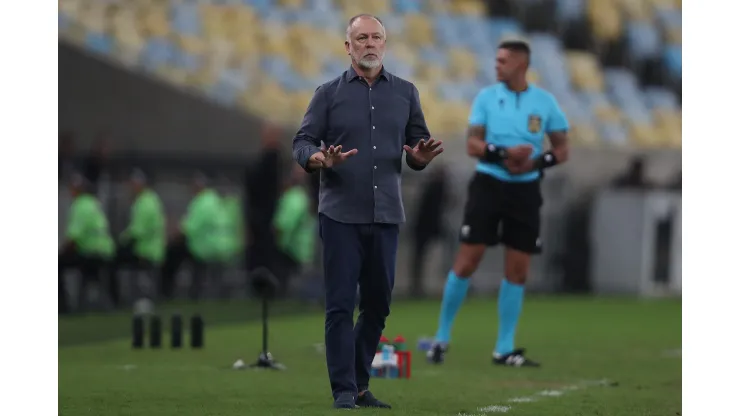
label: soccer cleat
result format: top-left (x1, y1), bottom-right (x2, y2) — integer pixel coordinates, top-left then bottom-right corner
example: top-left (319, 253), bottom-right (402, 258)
top-left (426, 342), bottom-right (448, 364)
top-left (492, 348), bottom-right (541, 367)
top-left (356, 391), bottom-right (391, 409)
top-left (333, 392), bottom-right (358, 409)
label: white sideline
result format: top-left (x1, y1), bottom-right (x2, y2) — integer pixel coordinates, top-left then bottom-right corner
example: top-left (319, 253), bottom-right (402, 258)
top-left (456, 379), bottom-right (614, 415)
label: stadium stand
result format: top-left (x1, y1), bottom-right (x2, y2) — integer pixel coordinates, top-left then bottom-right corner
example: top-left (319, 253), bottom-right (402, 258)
top-left (58, 0), bottom-right (681, 149)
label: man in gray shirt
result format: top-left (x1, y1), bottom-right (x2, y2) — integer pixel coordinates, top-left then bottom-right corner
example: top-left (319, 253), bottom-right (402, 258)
top-left (293, 13), bottom-right (443, 410)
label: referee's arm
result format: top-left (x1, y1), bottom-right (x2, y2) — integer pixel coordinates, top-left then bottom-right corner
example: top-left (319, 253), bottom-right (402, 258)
top-left (465, 91), bottom-right (489, 158)
top-left (544, 97), bottom-right (571, 165)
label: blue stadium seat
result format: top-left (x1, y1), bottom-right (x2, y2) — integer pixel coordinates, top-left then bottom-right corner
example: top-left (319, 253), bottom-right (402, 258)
top-left (643, 87), bottom-right (679, 110)
top-left (59, 12), bottom-right (71, 32)
top-left (556, 0), bottom-right (585, 22)
top-left (140, 37), bottom-right (176, 71)
top-left (85, 33), bottom-right (114, 55)
top-left (626, 21), bottom-right (661, 61)
top-left (210, 68), bottom-right (250, 106)
top-left (663, 45), bottom-right (681, 79)
top-left (599, 122), bottom-right (630, 146)
top-left (393, 0), bottom-right (423, 14)
top-left (171, 2), bottom-right (201, 36)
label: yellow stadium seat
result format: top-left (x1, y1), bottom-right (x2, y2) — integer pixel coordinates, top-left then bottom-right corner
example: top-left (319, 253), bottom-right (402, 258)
top-left (618, 0), bottom-right (653, 21)
top-left (666, 26), bottom-right (681, 44)
top-left (527, 69), bottom-right (540, 84)
top-left (278, 0), bottom-right (305, 9)
top-left (450, 0), bottom-right (487, 16)
top-left (426, 0), bottom-right (451, 14)
top-left (339, 0), bottom-right (391, 19)
top-left (404, 14), bottom-right (435, 47)
top-left (648, 0), bottom-right (677, 9)
top-left (628, 122), bottom-right (661, 148)
top-left (447, 48), bottom-right (479, 81)
top-left (163, 66), bottom-right (192, 86)
top-left (567, 51), bottom-right (605, 91)
top-left (393, 42), bottom-right (420, 68)
top-left (569, 123), bottom-right (602, 147)
top-left (594, 106), bottom-right (623, 123)
top-left (291, 90), bottom-right (317, 120)
top-left (437, 102), bottom-right (471, 137)
top-left (415, 64), bottom-right (447, 85)
top-left (587, 0), bottom-right (622, 42)
top-left (115, 29), bottom-right (146, 65)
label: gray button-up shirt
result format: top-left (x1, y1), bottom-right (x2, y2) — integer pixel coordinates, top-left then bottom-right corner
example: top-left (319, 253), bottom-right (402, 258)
top-left (293, 66), bottom-right (431, 224)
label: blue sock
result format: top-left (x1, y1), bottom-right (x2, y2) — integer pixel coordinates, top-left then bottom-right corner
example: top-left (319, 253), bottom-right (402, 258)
top-left (434, 270), bottom-right (470, 343)
top-left (495, 279), bottom-right (525, 355)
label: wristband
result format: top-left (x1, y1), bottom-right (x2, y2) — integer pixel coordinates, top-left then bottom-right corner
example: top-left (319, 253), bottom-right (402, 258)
top-left (481, 144), bottom-right (508, 163)
top-left (533, 151), bottom-right (558, 170)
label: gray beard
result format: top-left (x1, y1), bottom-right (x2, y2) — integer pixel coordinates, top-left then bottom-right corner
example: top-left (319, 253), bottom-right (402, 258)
top-left (358, 56), bottom-right (382, 70)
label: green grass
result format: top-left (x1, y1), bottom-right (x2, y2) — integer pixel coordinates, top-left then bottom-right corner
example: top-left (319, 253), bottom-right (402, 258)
top-left (59, 296), bottom-right (681, 416)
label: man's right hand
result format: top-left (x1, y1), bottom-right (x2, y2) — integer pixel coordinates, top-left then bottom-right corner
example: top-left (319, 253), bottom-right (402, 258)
top-left (307, 145), bottom-right (358, 170)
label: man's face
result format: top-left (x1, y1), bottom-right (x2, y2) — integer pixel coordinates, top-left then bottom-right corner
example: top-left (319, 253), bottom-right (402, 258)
top-left (495, 48), bottom-right (525, 82)
top-left (345, 17), bottom-right (386, 70)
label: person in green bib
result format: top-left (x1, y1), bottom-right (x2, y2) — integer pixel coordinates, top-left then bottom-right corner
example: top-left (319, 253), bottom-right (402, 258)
top-left (272, 165), bottom-right (317, 294)
top-left (160, 173), bottom-right (226, 299)
top-left (216, 177), bottom-right (245, 266)
top-left (59, 174), bottom-right (117, 313)
top-left (113, 169), bottom-right (166, 280)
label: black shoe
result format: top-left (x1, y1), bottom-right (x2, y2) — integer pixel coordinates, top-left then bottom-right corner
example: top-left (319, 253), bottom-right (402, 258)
top-left (426, 342), bottom-right (448, 364)
top-left (492, 348), bottom-right (541, 367)
top-left (356, 391), bottom-right (391, 409)
top-left (333, 392), bottom-right (358, 409)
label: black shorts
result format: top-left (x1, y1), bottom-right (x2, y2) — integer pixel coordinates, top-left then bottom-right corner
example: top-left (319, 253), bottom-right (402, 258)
top-left (458, 172), bottom-right (543, 254)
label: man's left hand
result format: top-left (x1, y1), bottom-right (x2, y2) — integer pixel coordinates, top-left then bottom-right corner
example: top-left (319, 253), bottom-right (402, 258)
top-left (404, 138), bottom-right (444, 166)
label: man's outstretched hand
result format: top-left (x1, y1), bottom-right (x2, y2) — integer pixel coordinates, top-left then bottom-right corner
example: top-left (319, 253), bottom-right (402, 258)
top-left (404, 138), bottom-right (444, 166)
top-left (307, 145), bottom-right (358, 170)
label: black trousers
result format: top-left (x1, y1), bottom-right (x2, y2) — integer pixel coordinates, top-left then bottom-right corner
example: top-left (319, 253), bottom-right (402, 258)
top-left (319, 214), bottom-right (399, 400)
top-left (160, 238), bottom-right (207, 300)
top-left (409, 231), bottom-right (443, 297)
top-left (112, 242), bottom-right (157, 298)
top-left (58, 248), bottom-right (118, 314)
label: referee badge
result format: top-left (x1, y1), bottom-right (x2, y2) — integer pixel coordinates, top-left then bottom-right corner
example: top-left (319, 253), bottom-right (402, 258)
top-left (527, 115), bottom-right (542, 133)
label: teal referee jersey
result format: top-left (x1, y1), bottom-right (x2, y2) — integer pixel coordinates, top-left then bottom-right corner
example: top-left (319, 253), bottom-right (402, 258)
top-left (469, 83), bottom-right (569, 182)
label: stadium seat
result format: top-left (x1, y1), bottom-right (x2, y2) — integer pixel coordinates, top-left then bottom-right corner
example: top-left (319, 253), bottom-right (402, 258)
top-left (587, 0), bottom-right (623, 42)
top-left (404, 14), bottom-right (435, 47)
top-left (58, 0), bottom-right (681, 150)
top-left (567, 51), bottom-right (604, 92)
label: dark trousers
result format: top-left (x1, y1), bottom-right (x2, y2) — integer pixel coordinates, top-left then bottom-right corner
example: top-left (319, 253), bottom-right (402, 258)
top-left (409, 231), bottom-right (441, 297)
top-left (319, 214), bottom-right (399, 400)
top-left (113, 242), bottom-right (157, 298)
top-left (58, 248), bottom-right (117, 314)
top-left (160, 238), bottom-right (206, 300)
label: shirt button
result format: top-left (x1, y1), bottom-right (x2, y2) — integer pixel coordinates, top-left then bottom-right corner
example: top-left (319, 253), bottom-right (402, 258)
top-left (372, 126), bottom-right (376, 129)
top-left (373, 146), bottom-right (376, 149)
top-left (369, 88), bottom-right (372, 91)
top-left (372, 106), bottom-right (375, 110)
top-left (374, 166), bottom-right (377, 169)
top-left (374, 186), bottom-right (378, 189)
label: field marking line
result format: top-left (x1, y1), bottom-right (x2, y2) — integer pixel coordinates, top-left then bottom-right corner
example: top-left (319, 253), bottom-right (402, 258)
top-left (457, 379), bottom-right (614, 415)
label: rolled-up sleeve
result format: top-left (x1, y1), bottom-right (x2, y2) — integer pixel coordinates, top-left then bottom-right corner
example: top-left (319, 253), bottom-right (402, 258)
top-left (293, 84), bottom-right (328, 171)
top-left (404, 84), bottom-right (431, 171)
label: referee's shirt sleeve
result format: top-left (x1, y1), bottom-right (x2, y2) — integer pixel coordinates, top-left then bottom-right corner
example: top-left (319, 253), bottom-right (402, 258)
top-left (468, 89), bottom-right (488, 126)
top-left (405, 84), bottom-right (431, 171)
top-left (293, 85), bottom-right (328, 172)
top-left (546, 95), bottom-right (570, 133)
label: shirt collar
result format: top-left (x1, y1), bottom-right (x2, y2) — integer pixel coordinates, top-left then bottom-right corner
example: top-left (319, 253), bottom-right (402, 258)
top-left (345, 65), bottom-right (390, 82)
